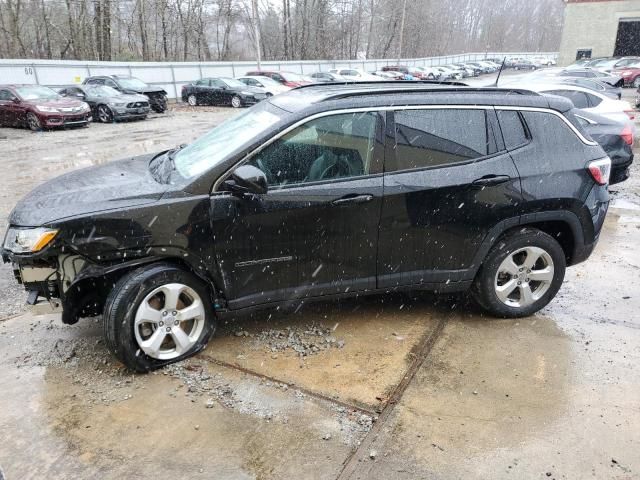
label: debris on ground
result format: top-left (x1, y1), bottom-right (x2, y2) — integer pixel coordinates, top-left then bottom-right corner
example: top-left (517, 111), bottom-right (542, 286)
top-left (242, 323), bottom-right (346, 357)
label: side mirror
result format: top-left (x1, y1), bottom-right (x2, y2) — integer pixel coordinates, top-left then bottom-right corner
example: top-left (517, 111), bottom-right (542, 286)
top-left (223, 165), bottom-right (268, 195)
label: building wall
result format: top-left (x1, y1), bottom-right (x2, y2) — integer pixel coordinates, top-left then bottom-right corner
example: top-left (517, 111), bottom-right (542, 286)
top-left (558, 0), bottom-right (640, 66)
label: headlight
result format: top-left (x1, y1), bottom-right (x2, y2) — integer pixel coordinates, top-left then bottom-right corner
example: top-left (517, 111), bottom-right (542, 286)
top-left (35, 105), bottom-right (59, 113)
top-left (111, 102), bottom-right (127, 107)
top-left (81, 102), bottom-right (91, 112)
top-left (3, 227), bottom-right (59, 254)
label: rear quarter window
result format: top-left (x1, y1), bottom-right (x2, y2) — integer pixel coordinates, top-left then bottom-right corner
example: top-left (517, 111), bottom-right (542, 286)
top-left (496, 110), bottom-right (529, 150)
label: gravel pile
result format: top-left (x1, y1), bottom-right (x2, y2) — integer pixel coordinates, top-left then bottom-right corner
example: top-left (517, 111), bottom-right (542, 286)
top-left (242, 323), bottom-right (346, 356)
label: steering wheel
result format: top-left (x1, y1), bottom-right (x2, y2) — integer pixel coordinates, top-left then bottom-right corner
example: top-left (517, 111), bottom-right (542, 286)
top-left (318, 156), bottom-right (352, 181)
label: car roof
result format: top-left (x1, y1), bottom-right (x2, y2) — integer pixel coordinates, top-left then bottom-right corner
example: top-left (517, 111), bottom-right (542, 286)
top-left (269, 81), bottom-right (574, 114)
top-left (514, 82), bottom-right (609, 98)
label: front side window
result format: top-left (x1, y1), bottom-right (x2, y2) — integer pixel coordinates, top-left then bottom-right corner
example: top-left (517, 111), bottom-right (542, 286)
top-left (392, 108), bottom-right (494, 171)
top-left (246, 112), bottom-right (378, 188)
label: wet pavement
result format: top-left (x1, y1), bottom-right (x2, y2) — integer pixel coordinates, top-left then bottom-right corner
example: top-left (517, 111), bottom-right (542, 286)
top-left (1, 100), bottom-right (639, 479)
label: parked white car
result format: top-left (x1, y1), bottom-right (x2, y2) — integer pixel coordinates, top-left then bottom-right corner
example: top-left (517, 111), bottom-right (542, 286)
top-left (328, 68), bottom-right (381, 81)
top-left (531, 56), bottom-right (557, 67)
top-left (516, 82), bottom-right (636, 132)
top-left (235, 76), bottom-right (291, 96)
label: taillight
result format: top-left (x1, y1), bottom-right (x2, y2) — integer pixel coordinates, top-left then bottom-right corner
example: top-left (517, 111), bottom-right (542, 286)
top-left (621, 125), bottom-right (634, 145)
top-left (587, 158), bottom-right (611, 185)
top-left (624, 110), bottom-right (636, 120)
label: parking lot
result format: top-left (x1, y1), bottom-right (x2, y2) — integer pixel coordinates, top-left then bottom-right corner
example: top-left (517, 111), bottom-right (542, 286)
top-left (1, 88), bottom-right (639, 479)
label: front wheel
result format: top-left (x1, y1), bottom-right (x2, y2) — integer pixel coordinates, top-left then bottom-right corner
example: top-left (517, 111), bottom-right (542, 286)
top-left (97, 104), bottom-right (113, 123)
top-left (151, 96), bottom-right (168, 113)
top-left (187, 94), bottom-right (197, 106)
top-left (26, 112), bottom-right (42, 131)
top-left (103, 263), bottom-right (217, 372)
top-left (231, 95), bottom-right (242, 108)
top-left (472, 228), bottom-right (566, 318)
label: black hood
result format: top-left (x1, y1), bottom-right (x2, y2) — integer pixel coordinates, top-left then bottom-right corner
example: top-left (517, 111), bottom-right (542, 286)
top-left (9, 153), bottom-right (170, 227)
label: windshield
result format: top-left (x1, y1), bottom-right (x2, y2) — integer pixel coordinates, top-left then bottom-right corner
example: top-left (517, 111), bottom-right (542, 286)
top-left (85, 85), bottom-right (120, 97)
top-left (221, 78), bottom-right (248, 89)
top-left (16, 86), bottom-right (59, 100)
top-left (173, 104), bottom-right (283, 179)
top-left (117, 77), bottom-right (149, 90)
top-left (254, 77), bottom-right (280, 86)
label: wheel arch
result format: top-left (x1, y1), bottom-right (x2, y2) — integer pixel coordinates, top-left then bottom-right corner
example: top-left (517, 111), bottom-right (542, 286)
top-left (468, 211), bottom-right (586, 281)
top-left (62, 255), bottom-right (222, 325)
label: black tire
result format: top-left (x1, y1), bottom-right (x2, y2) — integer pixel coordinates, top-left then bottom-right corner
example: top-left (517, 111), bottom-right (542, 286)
top-left (471, 228), bottom-right (566, 318)
top-left (151, 95), bottom-right (168, 113)
top-left (97, 104), bottom-right (114, 123)
top-left (26, 112), bottom-right (42, 131)
top-left (187, 94), bottom-right (198, 106)
top-left (103, 263), bottom-right (217, 372)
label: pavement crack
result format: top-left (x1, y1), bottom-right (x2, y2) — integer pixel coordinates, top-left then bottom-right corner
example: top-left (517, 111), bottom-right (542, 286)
top-left (335, 315), bottom-right (448, 480)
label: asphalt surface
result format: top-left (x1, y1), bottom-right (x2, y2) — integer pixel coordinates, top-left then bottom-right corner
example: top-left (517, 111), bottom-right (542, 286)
top-left (0, 83), bottom-right (639, 479)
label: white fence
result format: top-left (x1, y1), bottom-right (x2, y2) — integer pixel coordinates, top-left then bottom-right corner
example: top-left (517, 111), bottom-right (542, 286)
top-left (0, 52), bottom-right (558, 99)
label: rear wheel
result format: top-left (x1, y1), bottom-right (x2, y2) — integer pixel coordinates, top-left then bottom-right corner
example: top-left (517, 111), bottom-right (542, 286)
top-left (26, 112), bottom-right (42, 131)
top-left (231, 95), bottom-right (242, 108)
top-left (97, 104), bottom-right (113, 123)
top-left (187, 94), bottom-right (197, 106)
top-left (103, 263), bottom-right (216, 372)
top-left (472, 228), bottom-right (566, 318)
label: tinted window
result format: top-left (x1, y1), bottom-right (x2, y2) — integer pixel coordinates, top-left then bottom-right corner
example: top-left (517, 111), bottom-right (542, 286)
top-left (585, 92), bottom-right (603, 107)
top-left (392, 109), bottom-right (493, 170)
top-left (195, 79), bottom-right (208, 86)
top-left (211, 79), bottom-right (226, 88)
top-left (247, 112), bottom-right (378, 188)
top-left (545, 90), bottom-right (589, 109)
top-left (497, 110), bottom-right (528, 149)
top-left (0, 89), bottom-right (13, 101)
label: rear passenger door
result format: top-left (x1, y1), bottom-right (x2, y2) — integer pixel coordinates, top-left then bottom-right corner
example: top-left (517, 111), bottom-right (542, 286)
top-left (378, 107), bottom-right (522, 288)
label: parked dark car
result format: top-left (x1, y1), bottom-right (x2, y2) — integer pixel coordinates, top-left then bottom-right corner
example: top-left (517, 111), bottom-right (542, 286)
top-left (0, 84), bottom-right (91, 131)
top-left (513, 59), bottom-right (538, 71)
top-left (2, 83), bottom-right (610, 371)
top-left (572, 110), bottom-right (633, 185)
top-left (83, 75), bottom-right (168, 113)
top-left (555, 77), bottom-right (622, 99)
top-left (181, 77), bottom-right (267, 107)
top-left (59, 85), bottom-right (150, 123)
top-left (557, 69), bottom-right (623, 88)
top-left (245, 70), bottom-right (311, 87)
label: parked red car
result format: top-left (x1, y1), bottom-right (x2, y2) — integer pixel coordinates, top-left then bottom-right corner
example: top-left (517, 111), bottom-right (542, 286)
top-left (612, 63), bottom-right (640, 88)
top-left (0, 85), bottom-right (91, 131)
top-left (244, 71), bottom-right (311, 88)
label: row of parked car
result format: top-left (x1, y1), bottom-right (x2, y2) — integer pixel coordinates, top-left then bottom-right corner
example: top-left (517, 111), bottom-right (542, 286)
top-left (502, 65), bottom-right (636, 185)
top-left (0, 75), bottom-right (168, 131)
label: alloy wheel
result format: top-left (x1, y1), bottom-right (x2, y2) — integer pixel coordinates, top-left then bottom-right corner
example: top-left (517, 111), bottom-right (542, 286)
top-left (27, 113), bottom-right (41, 131)
top-left (134, 283), bottom-right (206, 360)
top-left (231, 96), bottom-right (242, 108)
top-left (187, 95), bottom-right (197, 106)
top-left (494, 246), bottom-right (554, 308)
top-left (98, 105), bottom-right (112, 123)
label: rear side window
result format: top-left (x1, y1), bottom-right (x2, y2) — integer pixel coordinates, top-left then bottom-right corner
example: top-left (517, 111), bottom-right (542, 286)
top-left (392, 109), bottom-right (495, 171)
top-left (545, 90), bottom-right (590, 109)
top-left (584, 92), bottom-right (603, 107)
top-left (497, 110), bottom-right (529, 149)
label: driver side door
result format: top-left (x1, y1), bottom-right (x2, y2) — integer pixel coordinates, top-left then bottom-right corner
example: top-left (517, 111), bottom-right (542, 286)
top-left (211, 111), bottom-right (385, 309)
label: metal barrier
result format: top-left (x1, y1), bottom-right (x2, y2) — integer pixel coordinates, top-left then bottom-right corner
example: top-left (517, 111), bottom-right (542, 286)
top-left (0, 52), bottom-right (558, 99)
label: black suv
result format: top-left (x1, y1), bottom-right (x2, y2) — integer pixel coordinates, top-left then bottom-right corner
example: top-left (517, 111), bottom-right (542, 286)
top-left (2, 83), bottom-right (611, 371)
top-left (83, 75), bottom-right (168, 113)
